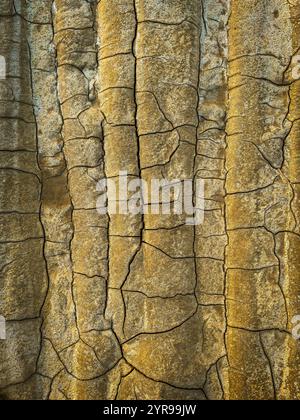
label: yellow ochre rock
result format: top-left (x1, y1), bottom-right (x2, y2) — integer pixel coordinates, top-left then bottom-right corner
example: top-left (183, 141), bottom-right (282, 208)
top-left (0, 0), bottom-right (300, 400)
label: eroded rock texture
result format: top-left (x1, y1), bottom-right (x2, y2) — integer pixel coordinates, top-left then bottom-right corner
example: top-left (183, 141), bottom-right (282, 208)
top-left (0, 0), bottom-right (300, 400)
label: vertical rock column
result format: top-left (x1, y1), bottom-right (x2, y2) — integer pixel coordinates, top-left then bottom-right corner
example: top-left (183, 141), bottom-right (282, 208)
top-left (225, 0), bottom-right (300, 400)
top-left (45, 0), bottom-right (122, 399)
top-left (195, 0), bottom-right (230, 399)
top-left (0, 0), bottom-right (48, 399)
top-left (99, 0), bottom-right (141, 347)
top-left (26, 0), bottom-right (77, 400)
top-left (99, 0), bottom-right (225, 399)
top-left (277, 0), bottom-right (300, 400)
top-left (97, 0), bottom-right (141, 399)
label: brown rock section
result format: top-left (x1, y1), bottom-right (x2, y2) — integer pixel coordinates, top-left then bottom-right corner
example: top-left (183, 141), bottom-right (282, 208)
top-left (0, 0), bottom-right (48, 398)
top-left (225, 0), bottom-right (300, 400)
top-left (0, 0), bottom-right (299, 400)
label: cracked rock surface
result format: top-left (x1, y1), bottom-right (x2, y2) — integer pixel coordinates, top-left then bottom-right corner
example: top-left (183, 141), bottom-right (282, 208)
top-left (0, 0), bottom-right (300, 400)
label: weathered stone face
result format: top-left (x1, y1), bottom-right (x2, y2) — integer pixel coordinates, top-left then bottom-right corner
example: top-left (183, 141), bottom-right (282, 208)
top-left (0, 0), bottom-right (300, 400)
